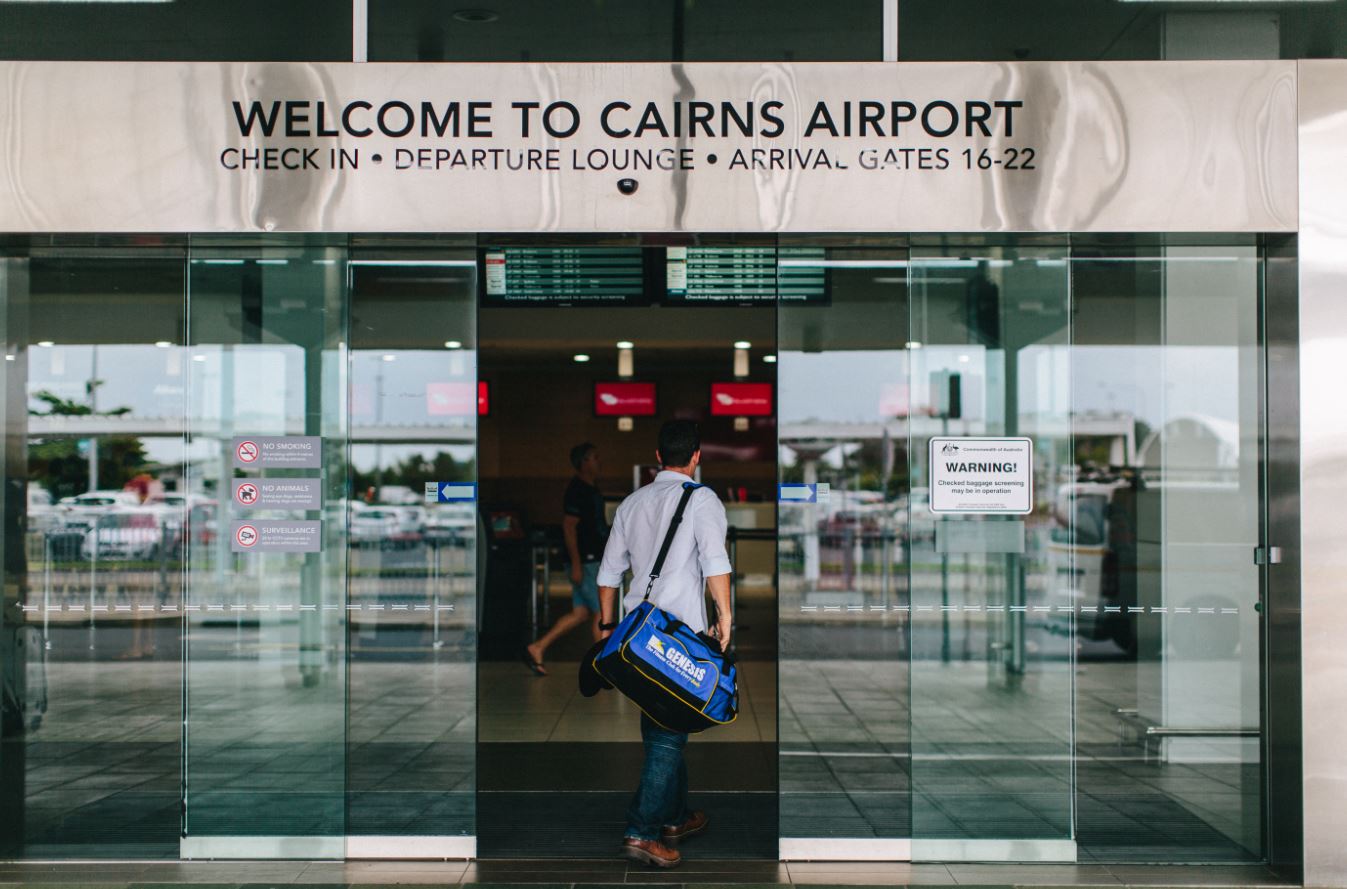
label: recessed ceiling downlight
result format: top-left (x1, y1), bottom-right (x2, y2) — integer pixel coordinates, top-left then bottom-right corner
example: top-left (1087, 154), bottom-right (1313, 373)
top-left (452, 8), bottom-right (499, 23)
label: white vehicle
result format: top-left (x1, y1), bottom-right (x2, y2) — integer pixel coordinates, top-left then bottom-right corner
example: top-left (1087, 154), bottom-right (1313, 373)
top-left (424, 503), bottom-right (475, 541)
top-left (26, 486), bottom-right (57, 533)
top-left (349, 507), bottom-right (401, 548)
top-left (1046, 477), bottom-right (1133, 650)
top-left (57, 490), bottom-right (142, 531)
top-left (80, 509), bottom-right (169, 561)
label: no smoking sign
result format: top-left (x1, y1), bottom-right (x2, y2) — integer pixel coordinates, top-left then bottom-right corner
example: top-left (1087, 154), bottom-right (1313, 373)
top-left (236, 440), bottom-right (259, 464)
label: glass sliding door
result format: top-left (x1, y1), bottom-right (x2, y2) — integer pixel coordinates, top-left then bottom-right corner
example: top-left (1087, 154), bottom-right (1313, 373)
top-left (182, 240), bottom-right (349, 858)
top-left (345, 252), bottom-right (478, 857)
top-left (777, 242), bottom-right (912, 858)
top-left (906, 239), bottom-right (1075, 861)
top-left (0, 246), bottom-right (186, 858)
top-left (1069, 237), bottom-right (1265, 863)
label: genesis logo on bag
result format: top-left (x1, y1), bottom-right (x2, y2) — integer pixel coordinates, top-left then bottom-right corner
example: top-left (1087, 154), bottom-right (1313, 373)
top-left (645, 634), bottom-right (708, 686)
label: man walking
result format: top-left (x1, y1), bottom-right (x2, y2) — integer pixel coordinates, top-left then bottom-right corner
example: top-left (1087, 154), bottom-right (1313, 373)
top-left (524, 442), bottom-right (607, 676)
top-left (596, 420), bottom-right (732, 869)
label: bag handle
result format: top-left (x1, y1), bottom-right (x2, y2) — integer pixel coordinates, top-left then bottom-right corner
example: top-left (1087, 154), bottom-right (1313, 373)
top-left (642, 482), bottom-right (701, 603)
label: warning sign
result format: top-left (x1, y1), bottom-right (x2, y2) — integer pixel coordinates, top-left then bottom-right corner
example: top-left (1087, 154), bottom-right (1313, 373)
top-left (232, 478), bottom-right (322, 510)
top-left (235, 524), bottom-right (259, 548)
top-left (235, 440), bottom-right (259, 464)
top-left (230, 520), bottom-right (322, 553)
top-left (929, 437), bottom-right (1033, 515)
top-left (232, 436), bottom-right (322, 469)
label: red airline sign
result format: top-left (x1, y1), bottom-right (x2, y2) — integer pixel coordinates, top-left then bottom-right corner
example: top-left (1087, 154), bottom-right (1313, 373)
top-left (594, 381), bottom-right (657, 417)
top-left (710, 382), bottom-right (773, 416)
top-left (426, 382), bottom-right (475, 416)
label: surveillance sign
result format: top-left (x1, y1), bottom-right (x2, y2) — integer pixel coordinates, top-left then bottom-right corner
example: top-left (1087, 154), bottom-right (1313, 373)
top-left (230, 520), bottom-right (322, 553)
top-left (929, 437), bottom-right (1033, 515)
top-left (233, 478), bottom-right (322, 510)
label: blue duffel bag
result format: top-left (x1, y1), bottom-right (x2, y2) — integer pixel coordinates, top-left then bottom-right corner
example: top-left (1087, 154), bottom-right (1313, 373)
top-left (589, 483), bottom-right (738, 734)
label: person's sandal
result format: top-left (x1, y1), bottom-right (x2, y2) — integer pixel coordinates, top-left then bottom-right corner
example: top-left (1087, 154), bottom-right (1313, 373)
top-left (520, 649), bottom-right (547, 676)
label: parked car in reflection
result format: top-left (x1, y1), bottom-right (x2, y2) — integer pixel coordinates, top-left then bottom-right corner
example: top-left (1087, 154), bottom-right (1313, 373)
top-left (1047, 476), bottom-right (1138, 653)
top-left (57, 489), bottom-right (141, 531)
top-left (80, 509), bottom-right (174, 561)
top-left (424, 503), bottom-right (475, 542)
top-left (349, 507), bottom-right (403, 548)
top-left (26, 485), bottom-right (58, 533)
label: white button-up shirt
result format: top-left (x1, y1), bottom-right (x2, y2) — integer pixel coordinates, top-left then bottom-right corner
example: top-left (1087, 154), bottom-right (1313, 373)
top-left (596, 470), bottom-right (732, 633)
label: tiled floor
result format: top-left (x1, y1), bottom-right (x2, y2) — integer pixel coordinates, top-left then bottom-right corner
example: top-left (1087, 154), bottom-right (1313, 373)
top-left (0, 859), bottom-right (1296, 886)
top-left (5, 584), bottom-right (1260, 865)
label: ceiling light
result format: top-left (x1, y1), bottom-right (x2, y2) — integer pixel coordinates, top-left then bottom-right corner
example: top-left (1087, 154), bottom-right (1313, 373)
top-left (616, 341), bottom-right (634, 349)
top-left (763, 355), bottom-right (777, 364)
top-left (573, 354), bottom-right (590, 363)
top-left (382, 354), bottom-right (397, 362)
top-left (958, 354), bottom-right (971, 363)
top-left (905, 341), bottom-right (923, 349)
top-left (734, 341), bottom-right (751, 350)
top-left (36, 341), bottom-right (54, 348)
top-left (192, 355), bottom-right (207, 362)
top-left (154, 341), bottom-right (173, 348)
top-left (452, 8), bottom-right (499, 22)
top-left (445, 340), bottom-right (462, 349)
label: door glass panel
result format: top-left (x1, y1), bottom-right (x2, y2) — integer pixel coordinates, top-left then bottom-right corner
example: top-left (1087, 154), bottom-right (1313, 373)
top-left (346, 255), bottom-right (478, 846)
top-left (907, 240), bottom-right (1075, 856)
top-left (1069, 238), bottom-right (1264, 862)
top-left (777, 244), bottom-right (912, 848)
top-left (0, 249), bottom-right (186, 858)
top-left (183, 242), bottom-right (348, 855)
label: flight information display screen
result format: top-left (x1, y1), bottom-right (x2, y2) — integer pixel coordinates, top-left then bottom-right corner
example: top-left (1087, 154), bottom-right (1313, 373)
top-left (664, 246), bottom-right (828, 305)
top-left (481, 247), bottom-right (647, 306)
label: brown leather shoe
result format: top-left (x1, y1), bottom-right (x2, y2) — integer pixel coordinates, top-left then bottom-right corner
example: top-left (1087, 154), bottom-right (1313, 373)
top-left (622, 836), bottom-right (682, 868)
top-left (662, 810), bottom-right (709, 842)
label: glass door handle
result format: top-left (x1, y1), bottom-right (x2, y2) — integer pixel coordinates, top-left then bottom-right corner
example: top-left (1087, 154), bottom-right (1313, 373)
top-left (1253, 546), bottom-right (1283, 565)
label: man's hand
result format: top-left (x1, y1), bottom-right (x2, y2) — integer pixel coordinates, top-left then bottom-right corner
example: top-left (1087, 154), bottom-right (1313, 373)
top-left (705, 573), bottom-right (733, 653)
top-left (570, 562), bottom-right (583, 584)
top-left (712, 618), bottom-right (733, 653)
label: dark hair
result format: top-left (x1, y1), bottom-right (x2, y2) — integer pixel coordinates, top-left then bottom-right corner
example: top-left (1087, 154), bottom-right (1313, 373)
top-left (657, 420), bottom-right (700, 468)
top-left (569, 442), bottom-right (596, 471)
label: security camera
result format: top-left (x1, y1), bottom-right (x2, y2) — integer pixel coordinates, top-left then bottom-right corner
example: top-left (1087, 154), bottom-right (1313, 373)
top-left (617, 178), bottom-right (639, 196)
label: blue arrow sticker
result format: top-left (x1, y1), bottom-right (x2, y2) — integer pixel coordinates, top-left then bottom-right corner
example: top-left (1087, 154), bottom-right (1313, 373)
top-left (437, 482), bottom-right (477, 503)
top-left (778, 483), bottom-right (817, 503)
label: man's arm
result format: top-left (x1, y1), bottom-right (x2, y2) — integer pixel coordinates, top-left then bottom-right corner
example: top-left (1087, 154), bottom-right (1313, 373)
top-left (705, 572), bottom-right (732, 651)
top-left (693, 490), bottom-right (734, 651)
top-left (595, 505), bottom-right (630, 638)
top-left (598, 584), bottom-right (621, 640)
top-left (561, 515), bottom-right (582, 583)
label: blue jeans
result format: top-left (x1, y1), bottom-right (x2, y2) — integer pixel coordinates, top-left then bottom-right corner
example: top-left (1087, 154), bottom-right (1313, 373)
top-left (624, 713), bottom-right (690, 841)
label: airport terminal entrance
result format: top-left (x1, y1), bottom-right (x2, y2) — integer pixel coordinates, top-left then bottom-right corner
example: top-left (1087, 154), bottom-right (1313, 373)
top-left (469, 234), bottom-right (1273, 863)
top-left (0, 233), bottom-right (1275, 865)
top-left (473, 239), bottom-right (782, 858)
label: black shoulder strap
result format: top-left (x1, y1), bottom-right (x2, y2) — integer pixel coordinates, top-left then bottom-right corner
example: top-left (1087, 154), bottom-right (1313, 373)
top-left (642, 482), bottom-right (701, 602)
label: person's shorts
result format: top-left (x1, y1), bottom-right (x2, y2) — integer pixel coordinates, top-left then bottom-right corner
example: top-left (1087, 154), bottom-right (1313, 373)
top-left (571, 561), bottom-right (601, 611)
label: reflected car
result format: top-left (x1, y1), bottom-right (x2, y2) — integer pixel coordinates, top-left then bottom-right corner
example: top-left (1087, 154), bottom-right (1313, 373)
top-left (349, 508), bottom-right (402, 548)
top-left (26, 485), bottom-right (58, 533)
top-left (80, 509), bottom-right (172, 561)
top-left (1047, 478), bottom-right (1135, 652)
top-left (57, 490), bottom-right (142, 531)
top-left (424, 503), bottom-right (475, 542)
